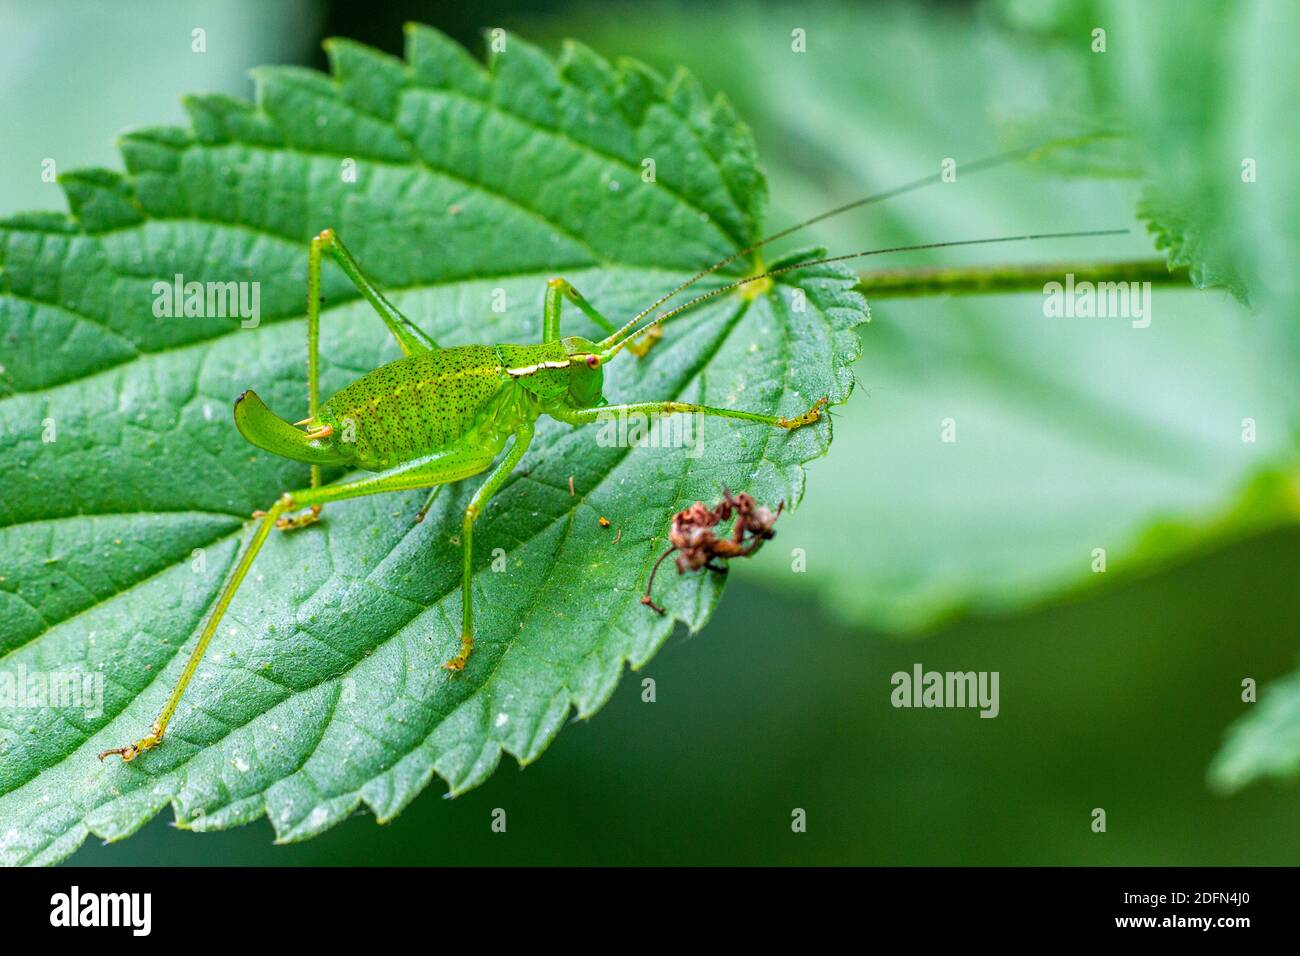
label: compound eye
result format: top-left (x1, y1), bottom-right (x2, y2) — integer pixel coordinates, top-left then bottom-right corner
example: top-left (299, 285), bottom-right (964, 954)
top-left (585, 354), bottom-right (601, 369)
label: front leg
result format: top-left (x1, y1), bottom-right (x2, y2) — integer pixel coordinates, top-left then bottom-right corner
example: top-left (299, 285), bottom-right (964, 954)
top-left (444, 420), bottom-right (537, 671)
top-left (287, 229), bottom-right (442, 530)
top-left (542, 277), bottom-right (618, 341)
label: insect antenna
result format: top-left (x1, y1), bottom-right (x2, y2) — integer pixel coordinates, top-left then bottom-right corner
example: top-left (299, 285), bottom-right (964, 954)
top-left (599, 229), bottom-right (1129, 358)
top-left (598, 144), bottom-right (1041, 350)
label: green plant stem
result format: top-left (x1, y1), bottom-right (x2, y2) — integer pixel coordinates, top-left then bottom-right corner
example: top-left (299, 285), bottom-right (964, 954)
top-left (857, 258), bottom-right (1189, 298)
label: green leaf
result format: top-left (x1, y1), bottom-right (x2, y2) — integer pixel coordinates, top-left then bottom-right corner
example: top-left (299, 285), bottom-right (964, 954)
top-left (993, 0), bottom-right (1300, 783)
top-left (998, 0), bottom-right (1300, 312)
top-left (555, 2), bottom-right (1300, 632)
top-left (0, 27), bottom-right (863, 864)
top-left (1210, 668), bottom-right (1300, 793)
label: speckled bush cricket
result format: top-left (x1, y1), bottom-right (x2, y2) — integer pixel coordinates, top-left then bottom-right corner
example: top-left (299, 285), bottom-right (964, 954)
top-left (99, 149), bottom-right (1124, 761)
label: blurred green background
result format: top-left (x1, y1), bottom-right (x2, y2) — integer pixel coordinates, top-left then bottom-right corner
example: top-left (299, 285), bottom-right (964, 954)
top-left (2, 0), bottom-right (1295, 864)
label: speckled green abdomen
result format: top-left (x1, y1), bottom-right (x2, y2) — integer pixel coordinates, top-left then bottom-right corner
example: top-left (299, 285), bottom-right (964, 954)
top-left (319, 345), bottom-right (512, 470)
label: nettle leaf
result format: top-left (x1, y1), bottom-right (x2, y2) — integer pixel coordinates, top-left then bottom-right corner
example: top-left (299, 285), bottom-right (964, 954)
top-left (1138, 187), bottom-right (1248, 305)
top-left (0, 27), bottom-right (862, 864)
top-left (1000, 0), bottom-right (1300, 311)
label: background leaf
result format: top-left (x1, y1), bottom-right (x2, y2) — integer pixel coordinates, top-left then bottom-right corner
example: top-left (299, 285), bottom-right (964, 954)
top-left (554, 1), bottom-right (1300, 631)
top-left (999, 0), bottom-right (1300, 317)
top-left (993, 0), bottom-right (1300, 784)
top-left (0, 26), bottom-right (863, 864)
top-left (1210, 668), bottom-right (1300, 794)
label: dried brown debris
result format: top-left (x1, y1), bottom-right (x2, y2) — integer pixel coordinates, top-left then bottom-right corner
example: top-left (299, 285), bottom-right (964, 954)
top-left (642, 489), bottom-right (784, 615)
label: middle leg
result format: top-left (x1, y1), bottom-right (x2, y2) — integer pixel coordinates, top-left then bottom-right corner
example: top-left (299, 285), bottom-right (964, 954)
top-left (443, 420), bottom-right (536, 671)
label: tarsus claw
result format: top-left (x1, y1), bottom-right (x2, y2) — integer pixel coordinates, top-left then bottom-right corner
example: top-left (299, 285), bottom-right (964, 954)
top-left (626, 325), bottom-right (663, 358)
top-left (441, 634), bottom-right (474, 671)
top-left (98, 730), bottom-right (162, 762)
top-left (276, 505), bottom-right (322, 531)
top-left (777, 397), bottom-right (828, 430)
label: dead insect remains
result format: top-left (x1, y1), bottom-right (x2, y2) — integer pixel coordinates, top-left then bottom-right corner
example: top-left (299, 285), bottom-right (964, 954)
top-left (641, 490), bottom-right (785, 615)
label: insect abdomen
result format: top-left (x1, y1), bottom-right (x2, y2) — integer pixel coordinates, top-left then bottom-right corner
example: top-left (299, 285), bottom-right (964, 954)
top-left (320, 346), bottom-right (511, 470)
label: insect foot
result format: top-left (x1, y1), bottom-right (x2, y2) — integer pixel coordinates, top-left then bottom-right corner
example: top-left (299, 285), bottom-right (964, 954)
top-left (98, 723), bottom-right (163, 763)
top-left (625, 324), bottom-right (663, 358)
top-left (275, 504), bottom-right (322, 531)
top-left (776, 397), bottom-right (828, 430)
top-left (442, 634), bottom-right (474, 672)
top-left (642, 490), bottom-right (785, 615)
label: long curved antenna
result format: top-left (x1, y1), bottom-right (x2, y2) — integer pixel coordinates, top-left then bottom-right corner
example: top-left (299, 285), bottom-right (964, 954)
top-left (598, 229), bottom-right (1129, 360)
top-left (598, 144), bottom-right (1040, 350)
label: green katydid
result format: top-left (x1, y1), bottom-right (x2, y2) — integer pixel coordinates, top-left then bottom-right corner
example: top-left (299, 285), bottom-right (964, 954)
top-left (98, 148), bottom-right (1125, 762)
